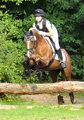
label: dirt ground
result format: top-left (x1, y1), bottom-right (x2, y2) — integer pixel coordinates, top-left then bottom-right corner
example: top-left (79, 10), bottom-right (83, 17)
top-left (0, 93), bottom-right (84, 109)
top-left (21, 93), bottom-right (84, 105)
top-left (21, 93), bottom-right (84, 110)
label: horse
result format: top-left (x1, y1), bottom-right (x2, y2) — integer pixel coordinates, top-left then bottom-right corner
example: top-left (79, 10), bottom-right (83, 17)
top-left (23, 28), bottom-right (76, 104)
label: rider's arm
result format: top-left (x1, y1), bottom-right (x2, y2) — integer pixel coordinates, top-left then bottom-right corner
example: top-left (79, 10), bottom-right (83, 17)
top-left (33, 22), bottom-right (36, 28)
top-left (39, 20), bottom-right (53, 37)
top-left (45, 20), bottom-right (53, 36)
top-left (45, 26), bottom-right (53, 36)
top-left (29, 22), bottom-right (38, 31)
top-left (31, 20), bottom-right (53, 37)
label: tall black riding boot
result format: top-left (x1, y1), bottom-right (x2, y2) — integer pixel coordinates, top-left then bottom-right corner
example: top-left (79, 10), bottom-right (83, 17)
top-left (56, 49), bottom-right (66, 69)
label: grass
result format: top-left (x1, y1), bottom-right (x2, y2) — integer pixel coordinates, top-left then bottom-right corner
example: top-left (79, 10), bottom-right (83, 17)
top-left (0, 104), bottom-right (84, 120)
top-left (0, 93), bottom-right (84, 120)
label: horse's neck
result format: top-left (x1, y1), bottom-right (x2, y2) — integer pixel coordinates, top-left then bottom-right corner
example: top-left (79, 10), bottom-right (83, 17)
top-left (36, 33), bottom-right (41, 41)
top-left (33, 31), bottom-right (41, 43)
top-left (32, 29), bottom-right (49, 47)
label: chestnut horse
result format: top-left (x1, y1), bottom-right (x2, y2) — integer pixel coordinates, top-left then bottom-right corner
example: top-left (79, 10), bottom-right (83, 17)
top-left (23, 28), bottom-right (76, 104)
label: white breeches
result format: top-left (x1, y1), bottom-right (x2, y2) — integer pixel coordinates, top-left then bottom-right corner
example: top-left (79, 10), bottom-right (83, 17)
top-left (51, 24), bottom-right (60, 50)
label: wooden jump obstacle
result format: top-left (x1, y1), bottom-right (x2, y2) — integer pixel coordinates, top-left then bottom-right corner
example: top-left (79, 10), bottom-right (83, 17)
top-left (0, 81), bottom-right (84, 94)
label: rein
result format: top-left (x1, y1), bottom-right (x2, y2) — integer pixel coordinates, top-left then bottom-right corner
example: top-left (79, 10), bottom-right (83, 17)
top-left (25, 34), bottom-right (41, 54)
top-left (25, 30), bottom-right (56, 69)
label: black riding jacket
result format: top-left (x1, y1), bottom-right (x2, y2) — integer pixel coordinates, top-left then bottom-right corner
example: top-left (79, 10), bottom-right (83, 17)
top-left (34, 18), bottom-right (52, 32)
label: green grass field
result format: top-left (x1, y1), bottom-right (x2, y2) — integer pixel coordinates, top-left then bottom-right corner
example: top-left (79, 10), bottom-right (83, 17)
top-left (0, 92), bottom-right (84, 120)
top-left (0, 104), bottom-right (84, 120)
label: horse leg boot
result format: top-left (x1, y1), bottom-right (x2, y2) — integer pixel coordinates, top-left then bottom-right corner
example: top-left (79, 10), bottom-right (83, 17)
top-left (23, 61), bottom-right (31, 77)
top-left (35, 62), bottom-right (42, 78)
top-left (57, 94), bottom-right (65, 105)
top-left (56, 49), bottom-right (66, 69)
top-left (69, 92), bottom-right (77, 104)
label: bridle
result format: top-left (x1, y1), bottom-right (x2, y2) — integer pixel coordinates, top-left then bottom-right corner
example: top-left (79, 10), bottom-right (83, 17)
top-left (25, 35), bottom-right (36, 50)
top-left (25, 34), bottom-right (41, 57)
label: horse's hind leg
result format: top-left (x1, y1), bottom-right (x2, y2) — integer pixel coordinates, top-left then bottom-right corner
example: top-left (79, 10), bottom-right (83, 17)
top-left (49, 69), bottom-right (60, 83)
top-left (61, 70), bottom-right (76, 104)
top-left (69, 92), bottom-right (77, 104)
top-left (61, 69), bottom-right (71, 81)
top-left (49, 70), bottom-right (65, 104)
top-left (58, 94), bottom-right (65, 104)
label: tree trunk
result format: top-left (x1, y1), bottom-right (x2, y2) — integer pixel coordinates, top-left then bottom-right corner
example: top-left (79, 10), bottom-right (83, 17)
top-left (0, 81), bottom-right (84, 94)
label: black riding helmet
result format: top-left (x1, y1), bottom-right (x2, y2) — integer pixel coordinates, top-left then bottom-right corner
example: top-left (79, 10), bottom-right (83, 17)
top-left (33, 9), bottom-right (45, 17)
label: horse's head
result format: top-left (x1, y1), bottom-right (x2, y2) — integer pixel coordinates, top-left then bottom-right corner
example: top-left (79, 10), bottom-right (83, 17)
top-left (23, 28), bottom-right (41, 59)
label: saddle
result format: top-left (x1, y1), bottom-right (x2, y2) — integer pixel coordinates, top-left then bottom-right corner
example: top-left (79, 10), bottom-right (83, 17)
top-left (45, 37), bottom-right (65, 61)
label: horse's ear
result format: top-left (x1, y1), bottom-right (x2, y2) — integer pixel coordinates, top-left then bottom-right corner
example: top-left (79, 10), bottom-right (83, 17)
top-left (23, 30), bottom-right (26, 35)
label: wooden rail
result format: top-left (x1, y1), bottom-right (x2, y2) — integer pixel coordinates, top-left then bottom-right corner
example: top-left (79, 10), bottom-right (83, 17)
top-left (0, 81), bottom-right (84, 94)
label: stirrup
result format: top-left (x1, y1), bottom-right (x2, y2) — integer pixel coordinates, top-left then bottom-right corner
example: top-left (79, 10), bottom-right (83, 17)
top-left (60, 61), bottom-right (67, 69)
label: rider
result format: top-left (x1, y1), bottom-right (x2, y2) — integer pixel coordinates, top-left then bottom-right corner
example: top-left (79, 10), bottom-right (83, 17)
top-left (32, 8), bottom-right (66, 69)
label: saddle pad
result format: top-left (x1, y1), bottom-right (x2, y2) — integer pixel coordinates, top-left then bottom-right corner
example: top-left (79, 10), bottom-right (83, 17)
top-left (45, 37), bottom-right (66, 62)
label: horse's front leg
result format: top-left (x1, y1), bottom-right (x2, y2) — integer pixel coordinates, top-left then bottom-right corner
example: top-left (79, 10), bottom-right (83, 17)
top-left (24, 57), bottom-right (31, 77)
top-left (36, 56), bottom-right (50, 66)
top-left (35, 62), bottom-right (42, 78)
top-left (32, 54), bottom-right (50, 67)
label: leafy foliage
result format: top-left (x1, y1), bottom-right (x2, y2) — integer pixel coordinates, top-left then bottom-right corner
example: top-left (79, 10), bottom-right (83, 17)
top-left (0, 33), bottom-right (25, 83)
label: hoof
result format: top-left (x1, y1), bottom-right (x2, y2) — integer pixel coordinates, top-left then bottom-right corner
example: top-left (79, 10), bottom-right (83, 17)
top-left (58, 94), bottom-right (65, 105)
top-left (25, 70), bottom-right (31, 77)
top-left (35, 70), bottom-right (42, 78)
top-left (24, 57), bottom-right (28, 61)
top-left (69, 92), bottom-right (77, 104)
top-left (37, 71), bottom-right (42, 78)
top-left (71, 99), bottom-right (77, 104)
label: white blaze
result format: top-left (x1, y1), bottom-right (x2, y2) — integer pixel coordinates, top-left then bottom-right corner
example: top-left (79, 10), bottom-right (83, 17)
top-left (27, 41), bottom-right (30, 57)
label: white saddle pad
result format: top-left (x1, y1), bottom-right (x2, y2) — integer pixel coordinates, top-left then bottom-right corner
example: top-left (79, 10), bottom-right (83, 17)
top-left (45, 37), bottom-right (66, 62)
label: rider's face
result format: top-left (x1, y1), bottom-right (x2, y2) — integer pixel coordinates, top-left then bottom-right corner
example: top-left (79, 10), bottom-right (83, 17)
top-left (35, 16), bottom-right (43, 22)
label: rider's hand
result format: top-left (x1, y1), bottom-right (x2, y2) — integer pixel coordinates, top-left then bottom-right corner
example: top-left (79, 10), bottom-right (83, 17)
top-left (39, 31), bottom-right (46, 36)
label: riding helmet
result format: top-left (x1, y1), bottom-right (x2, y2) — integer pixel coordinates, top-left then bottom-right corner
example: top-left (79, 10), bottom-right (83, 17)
top-left (33, 9), bottom-right (45, 17)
